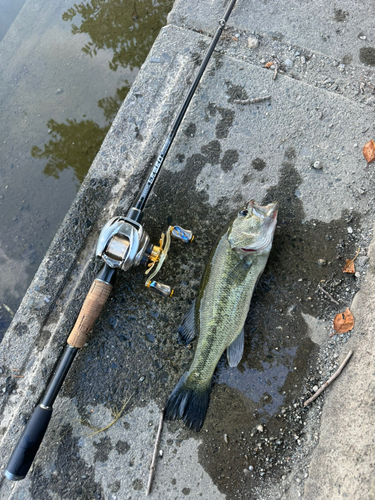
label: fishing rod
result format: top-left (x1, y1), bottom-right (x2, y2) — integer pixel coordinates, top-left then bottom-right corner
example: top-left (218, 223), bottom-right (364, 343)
top-left (5, 0), bottom-right (238, 481)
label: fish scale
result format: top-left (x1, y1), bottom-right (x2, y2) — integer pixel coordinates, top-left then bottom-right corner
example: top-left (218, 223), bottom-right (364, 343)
top-left (164, 200), bottom-right (278, 431)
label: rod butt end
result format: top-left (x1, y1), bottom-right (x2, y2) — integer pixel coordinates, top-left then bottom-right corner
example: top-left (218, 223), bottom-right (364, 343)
top-left (4, 470), bottom-right (25, 481)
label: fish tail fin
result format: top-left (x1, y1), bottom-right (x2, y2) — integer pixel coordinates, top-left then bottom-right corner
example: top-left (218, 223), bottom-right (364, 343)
top-left (164, 372), bottom-right (211, 432)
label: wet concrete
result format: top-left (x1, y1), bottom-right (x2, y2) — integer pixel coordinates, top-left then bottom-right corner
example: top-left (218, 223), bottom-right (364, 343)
top-left (1, 0), bottom-right (375, 499)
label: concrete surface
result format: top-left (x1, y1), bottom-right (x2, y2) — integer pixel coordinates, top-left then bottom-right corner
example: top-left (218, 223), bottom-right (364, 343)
top-left (1, 0), bottom-right (375, 499)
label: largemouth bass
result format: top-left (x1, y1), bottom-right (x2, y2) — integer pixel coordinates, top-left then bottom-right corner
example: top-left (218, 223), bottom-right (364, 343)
top-left (164, 200), bottom-right (278, 431)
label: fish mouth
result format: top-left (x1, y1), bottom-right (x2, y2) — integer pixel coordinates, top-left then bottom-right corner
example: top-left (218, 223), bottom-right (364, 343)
top-left (239, 200), bottom-right (278, 253)
top-left (248, 200), bottom-right (279, 219)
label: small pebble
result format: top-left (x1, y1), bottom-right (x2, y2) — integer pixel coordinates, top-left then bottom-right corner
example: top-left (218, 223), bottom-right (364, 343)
top-left (347, 227), bottom-right (353, 234)
top-left (249, 465), bottom-right (254, 471)
top-left (256, 424), bottom-right (264, 433)
top-left (284, 58), bottom-right (294, 68)
top-left (312, 160), bottom-right (322, 169)
top-left (318, 259), bottom-right (327, 267)
top-left (224, 433), bottom-right (229, 443)
top-left (301, 56), bottom-right (306, 64)
top-left (247, 37), bottom-right (259, 49)
top-left (313, 385), bottom-right (319, 392)
top-left (159, 450), bottom-right (163, 457)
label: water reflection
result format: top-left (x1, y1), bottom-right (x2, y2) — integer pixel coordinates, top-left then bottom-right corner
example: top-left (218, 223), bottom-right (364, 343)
top-left (0, 0), bottom-right (27, 42)
top-left (31, 118), bottom-right (109, 184)
top-left (33, 0), bottom-right (173, 184)
top-left (62, 0), bottom-right (173, 71)
top-left (98, 83), bottom-right (131, 121)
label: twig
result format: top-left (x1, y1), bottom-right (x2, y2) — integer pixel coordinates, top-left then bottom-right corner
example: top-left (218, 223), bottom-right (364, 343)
top-left (273, 61), bottom-right (279, 80)
top-left (233, 95), bottom-right (271, 105)
top-left (146, 409), bottom-right (164, 496)
top-left (304, 350), bottom-right (353, 406)
top-left (86, 392), bottom-right (134, 437)
top-left (317, 284), bottom-right (339, 305)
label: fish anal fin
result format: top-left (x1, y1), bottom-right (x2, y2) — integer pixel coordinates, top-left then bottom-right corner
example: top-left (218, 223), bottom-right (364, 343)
top-left (178, 300), bottom-right (197, 344)
top-left (227, 328), bottom-right (245, 367)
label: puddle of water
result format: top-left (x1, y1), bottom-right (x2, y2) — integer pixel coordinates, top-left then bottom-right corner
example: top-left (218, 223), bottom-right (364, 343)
top-left (218, 346), bottom-right (298, 415)
top-left (0, 0), bottom-right (26, 42)
top-left (0, 0), bottom-right (174, 341)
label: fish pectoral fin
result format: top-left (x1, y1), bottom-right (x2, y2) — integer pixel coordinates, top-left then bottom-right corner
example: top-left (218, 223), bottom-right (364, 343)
top-left (227, 328), bottom-right (245, 367)
top-left (227, 259), bottom-right (252, 281)
top-left (178, 300), bottom-right (198, 344)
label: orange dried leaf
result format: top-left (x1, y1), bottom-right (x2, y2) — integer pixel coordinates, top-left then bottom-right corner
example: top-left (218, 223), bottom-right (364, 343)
top-left (232, 36), bottom-right (238, 42)
top-left (342, 247), bottom-right (360, 274)
top-left (363, 140), bottom-right (375, 163)
top-left (265, 61), bottom-right (273, 68)
top-left (331, 308), bottom-right (354, 336)
top-left (342, 258), bottom-right (355, 273)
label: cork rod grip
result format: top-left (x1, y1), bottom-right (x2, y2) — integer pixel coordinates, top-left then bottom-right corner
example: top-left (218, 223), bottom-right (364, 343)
top-left (67, 279), bottom-right (112, 348)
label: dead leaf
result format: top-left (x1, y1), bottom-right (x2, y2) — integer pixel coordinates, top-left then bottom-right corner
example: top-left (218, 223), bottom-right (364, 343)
top-left (342, 247), bottom-right (360, 274)
top-left (342, 259), bottom-right (355, 273)
top-left (331, 308), bottom-right (354, 336)
top-left (363, 140), bottom-right (375, 163)
top-left (232, 36), bottom-right (238, 42)
top-left (265, 62), bottom-right (273, 68)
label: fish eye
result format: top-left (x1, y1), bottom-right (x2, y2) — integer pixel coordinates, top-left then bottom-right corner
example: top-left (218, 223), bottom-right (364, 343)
top-left (239, 209), bottom-right (248, 217)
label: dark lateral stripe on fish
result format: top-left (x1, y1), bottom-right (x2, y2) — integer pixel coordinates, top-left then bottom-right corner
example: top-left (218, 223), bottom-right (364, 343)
top-left (164, 372), bottom-right (211, 432)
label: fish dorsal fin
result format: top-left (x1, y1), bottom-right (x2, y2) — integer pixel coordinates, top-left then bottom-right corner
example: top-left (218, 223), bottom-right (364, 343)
top-left (227, 328), bottom-right (245, 367)
top-left (178, 300), bottom-right (197, 344)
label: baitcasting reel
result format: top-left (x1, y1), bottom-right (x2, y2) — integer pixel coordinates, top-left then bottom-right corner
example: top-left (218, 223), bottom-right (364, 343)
top-left (96, 209), bottom-right (193, 297)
